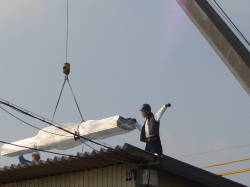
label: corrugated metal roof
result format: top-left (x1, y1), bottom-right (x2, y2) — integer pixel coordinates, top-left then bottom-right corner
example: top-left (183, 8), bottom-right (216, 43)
top-left (0, 143), bottom-right (247, 187)
top-left (0, 144), bottom-right (155, 184)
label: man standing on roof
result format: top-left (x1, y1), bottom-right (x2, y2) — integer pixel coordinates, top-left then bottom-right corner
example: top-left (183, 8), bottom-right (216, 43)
top-left (134, 103), bottom-right (171, 156)
top-left (18, 152), bottom-right (41, 165)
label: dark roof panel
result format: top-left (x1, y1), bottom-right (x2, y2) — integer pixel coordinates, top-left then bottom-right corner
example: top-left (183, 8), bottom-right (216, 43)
top-left (0, 143), bottom-right (246, 187)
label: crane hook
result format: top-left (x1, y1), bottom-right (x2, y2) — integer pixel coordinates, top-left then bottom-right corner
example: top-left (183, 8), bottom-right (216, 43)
top-left (63, 63), bottom-right (70, 75)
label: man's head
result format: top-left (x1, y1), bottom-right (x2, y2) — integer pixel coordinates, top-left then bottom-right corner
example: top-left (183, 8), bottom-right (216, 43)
top-left (31, 152), bottom-right (40, 161)
top-left (140, 103), bottom-right (152, 118)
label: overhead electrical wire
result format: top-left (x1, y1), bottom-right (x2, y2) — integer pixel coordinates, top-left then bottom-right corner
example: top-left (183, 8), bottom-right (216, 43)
top-left (0, 106), bottom-right (71, 138)
top-left (218, 168), bottom-right (250, 177)
top-left (0, 139), bottom-right (152, 166)
top-left (0, 98), bottom-right (74, 134)
top-left (3, 97), bottom-right (250, 165)
top-left (2, 106), bottom-right (112, 158)
top-left (0, 98), bottom-right (109, 149)
top-left (3, 97), bottom-right (250, 170)
top-left (0, 101), bottom-right (104, 151)
top-left (0, 98), bottom-right (106, 148)
top-left (0, 140), bottom-right (127, 164)
top-left (4, 98), bottom-right (250, 174)
top-left (0, 98), bottom-right (146, 162)
top-left (202, 157), bottom-right (250, 169)
top-left (0, 98), bottom-right (71, 131)
top-left (177, 143), bottom-right (250, 158)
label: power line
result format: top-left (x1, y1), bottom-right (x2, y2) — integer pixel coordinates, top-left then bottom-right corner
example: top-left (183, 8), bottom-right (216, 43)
top-left (0, 98), bottom-right (143, 162)
top-left (0, 139), bottom-right (152, 166)
top-left (202, 158), bottom-right (250, 169)
top-left (2, 97), bottom-right (250, 165)
top-left (0, 98), bottom-right (96, 143)
top-left (0, 98), bottom-right (91, 146)
top-left (3, 105), bottom-right (97, 151)
top-left (0, 106), bottom-right (72, 138)
top-left (219, 168), bottom-right (250, 177)
top-left (0, 98), bottom-right (116, 150)
top-left (177, 143), bottom-right (250, 158)
top-left (1, 100), bottom-right (99, 151)
top-left (0, 140), bottom-right (123, 164)
top-left (0, 98), bottom-right (71, 131)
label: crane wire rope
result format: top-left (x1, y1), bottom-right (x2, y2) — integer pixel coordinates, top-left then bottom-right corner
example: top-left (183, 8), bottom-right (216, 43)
top-left (52, 0), bottom-right (84, 123)
top-left (1, 1), bottom-right (156, 165)
top-left (212, 0), bottom-right (250, 46)
top-left (51, 76), bottom-right (67, 122)
top-left (207, 0), bottom-right (250, 46)
top-left (59, 0), bottom-right (111, 149)
top-left (67, 76), bottom-right (84, 122)
top-left (66, 0), bottom-right (69, 63)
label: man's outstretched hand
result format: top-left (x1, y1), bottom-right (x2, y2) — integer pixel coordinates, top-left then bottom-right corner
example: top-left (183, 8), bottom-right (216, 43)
top-left (165, 103), bottom-right (171, 107)
top-left (131, 118), bottom-right (137, 123)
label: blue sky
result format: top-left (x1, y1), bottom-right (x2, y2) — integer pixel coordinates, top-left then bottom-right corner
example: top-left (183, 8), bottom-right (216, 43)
top-left (1, 0), bottom-right (250, 185)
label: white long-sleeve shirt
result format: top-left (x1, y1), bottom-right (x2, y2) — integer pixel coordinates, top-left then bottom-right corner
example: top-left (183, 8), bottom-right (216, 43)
top-left (135, 105), bottom-right (167, 138)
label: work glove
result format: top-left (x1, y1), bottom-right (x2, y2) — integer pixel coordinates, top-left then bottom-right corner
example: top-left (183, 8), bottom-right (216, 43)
top-left (131, 118), bottom-right (137, 123)
top-left (165, 103), bottom-right (171, 107)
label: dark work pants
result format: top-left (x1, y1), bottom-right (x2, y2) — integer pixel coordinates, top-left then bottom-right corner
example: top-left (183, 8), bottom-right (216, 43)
top-left (145, 138), bottom-right (163, 156)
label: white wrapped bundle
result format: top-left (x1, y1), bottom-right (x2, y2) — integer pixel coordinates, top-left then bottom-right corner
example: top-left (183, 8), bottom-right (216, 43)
top-left (1, 116), bottom-right (136, 157)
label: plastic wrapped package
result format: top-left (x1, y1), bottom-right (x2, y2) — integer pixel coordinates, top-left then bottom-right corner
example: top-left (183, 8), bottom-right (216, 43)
top-left (1, 116), bottom-right (136, 157)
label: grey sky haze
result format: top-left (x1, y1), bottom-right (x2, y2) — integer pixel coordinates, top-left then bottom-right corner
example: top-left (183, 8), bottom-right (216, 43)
top-left (1, 0), bottom-right (250, 185)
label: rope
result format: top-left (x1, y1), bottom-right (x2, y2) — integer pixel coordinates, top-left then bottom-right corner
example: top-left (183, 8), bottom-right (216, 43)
top-left (51, 75), bottom-right (67, 122)
top-left (51, 75), bottom-right (84, 122)
top-left (67, 77), bottom-right (84, 122)
top-left (208, 0), bottom-right (250, 47)
top-left (66, 0), bottom-right (69, 63)
top-left (212, 0), bottom-right (250, 46)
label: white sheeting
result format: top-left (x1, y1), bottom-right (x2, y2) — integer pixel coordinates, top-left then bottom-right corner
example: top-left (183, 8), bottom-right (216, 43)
top-left (1, 116), bottom-right (136, 157)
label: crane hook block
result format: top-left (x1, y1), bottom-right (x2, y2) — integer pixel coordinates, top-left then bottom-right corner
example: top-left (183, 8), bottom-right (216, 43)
top-left (63, 63), bottom-right (70, 75)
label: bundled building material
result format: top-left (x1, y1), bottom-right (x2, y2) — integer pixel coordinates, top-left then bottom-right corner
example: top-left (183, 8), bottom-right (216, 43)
top-left (1, 116), bottom-right (136, 157)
